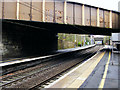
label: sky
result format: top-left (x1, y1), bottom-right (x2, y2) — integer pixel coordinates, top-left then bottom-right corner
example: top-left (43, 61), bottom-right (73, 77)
top-left (68, 0), bottom-right (120, 11)
top-left (2, 0), bottom-right (120, 11)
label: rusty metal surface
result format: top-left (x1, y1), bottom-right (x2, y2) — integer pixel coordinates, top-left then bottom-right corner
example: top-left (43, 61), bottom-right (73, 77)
top-left (67, 3), bottom-right (73, 24)
top-left (112, 13), bottom-right (116, 29)
top-left (85, 6), bottom-right (90, 26)
top-left (32, 2), bottom-right (42, 21)
top-left (55, 1), bottom-right (64, 23)
top-left (115, 14), bottom-right (119, 29)
top-left (45, 0), bottom-right (54, 22)
top-left (99, 9), bottom-right (104, 28)
top-left (19, 2), bottom-right (30, 20)
top-left (119, 14), bottom-right (120, 29)
top-left (74, 4), bottom-right (82, 25)
top-left (112, 13), bottom-right (119, 29)
top-left (4, 2), bottom-right (16, 19)
top-left (91, 7), bottom-right (97, 26)
top-left (104, 11), bottom-right (109, 28)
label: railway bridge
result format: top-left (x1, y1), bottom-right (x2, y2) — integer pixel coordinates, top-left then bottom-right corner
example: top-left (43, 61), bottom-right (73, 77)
top-left (1, 0), bottom-right (120, 58)
top-left (0, 0), bottom-right (120, 89)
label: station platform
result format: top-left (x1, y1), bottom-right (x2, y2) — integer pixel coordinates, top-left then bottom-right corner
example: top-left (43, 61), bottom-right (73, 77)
top-left (0, 44), bottom-right (96, 67)
top-left (57, 44), bottom-right (96, 53)
top-left (0, 53), bottom-right (61, 67)
top-left (46, 48), bottom-right (120, 89)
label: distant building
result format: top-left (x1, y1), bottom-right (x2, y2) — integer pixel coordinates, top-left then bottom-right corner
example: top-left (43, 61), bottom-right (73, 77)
top-left (118, 1), bottom-right (120, 12)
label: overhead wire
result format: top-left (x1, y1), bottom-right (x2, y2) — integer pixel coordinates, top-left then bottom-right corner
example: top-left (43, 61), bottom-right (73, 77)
top-left (21, 1), bottom-right (90, 33)
top-left (19, 1), bottom-right (64, 22)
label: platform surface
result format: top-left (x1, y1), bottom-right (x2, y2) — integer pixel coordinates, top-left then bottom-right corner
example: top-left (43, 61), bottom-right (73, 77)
top-left (46, 48), bottom-right (120, 89)
top-left (0, 44), bottom-right (96, 67)
top-left (57, 44), bottom-right (96, 53)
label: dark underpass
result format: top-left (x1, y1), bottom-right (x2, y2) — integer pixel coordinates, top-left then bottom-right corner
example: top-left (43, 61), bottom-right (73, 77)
top-left (2, 20), bottom-right (58, 59)
top-left (1, 19), bottom-right (120, 59)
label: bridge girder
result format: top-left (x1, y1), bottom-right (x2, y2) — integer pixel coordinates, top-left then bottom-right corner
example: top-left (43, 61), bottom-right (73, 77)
top-left (2, 19), bottom-right (120, 36)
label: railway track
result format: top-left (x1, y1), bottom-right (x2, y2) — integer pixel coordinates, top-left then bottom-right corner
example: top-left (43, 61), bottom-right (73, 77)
top-left (1, 46), bottom-right (102, 89)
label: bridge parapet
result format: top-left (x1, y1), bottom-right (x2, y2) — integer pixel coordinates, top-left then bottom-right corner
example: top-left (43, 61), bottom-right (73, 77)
top-left (0, 0), bottom-right (120, 29)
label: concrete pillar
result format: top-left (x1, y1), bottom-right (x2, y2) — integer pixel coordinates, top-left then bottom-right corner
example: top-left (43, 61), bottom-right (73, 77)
top-left (97, 8), bottom-right (100, 27)
top-left (42, 0), bottom-right (45, 22)
top-left (64, 0), bottom-right (67, 24)
top-left (82, 5), bottom-right (85, 25)
top-left (109, 11), bottom-right (112, 28)
top-left (16, 0), bottom-right (20, 20)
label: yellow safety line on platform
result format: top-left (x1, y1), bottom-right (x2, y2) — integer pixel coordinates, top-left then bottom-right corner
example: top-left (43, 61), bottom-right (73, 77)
top-left (98, 51), bottom-right (111, 89)
top-left (67, 51), bottom-right (105, 88)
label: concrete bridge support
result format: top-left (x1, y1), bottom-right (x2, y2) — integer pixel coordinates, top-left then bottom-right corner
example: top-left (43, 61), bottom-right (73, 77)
top-left (2, 21), bottom-right (58, 59)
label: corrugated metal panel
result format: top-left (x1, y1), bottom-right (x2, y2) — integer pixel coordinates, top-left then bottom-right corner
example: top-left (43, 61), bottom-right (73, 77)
top-left (0, 1), bottom-right (2, 19)
top-left (112, 12), bottom-right (119, 29)
top-left (104, 11), bottom-right (109, 28)
top-left (112, 12), bottom-right (116, 29)
top-left (119, 14), bottom-right (120, 29)
top-left (91, 7), bottom-right (97, 26)
top-left (45, 0), bottom-right (54, 22)
top-left (115, 14), bottom-right (118, 29)
top-left (4, 2), bottom-right (16, 19)
top-left (75, 4), bottom-right (82, 25)
top-left (32, 2), bottom-right (42, 21)
top-left (85, 6), bottom-right (90, 26)
top-left (19, 2), bottom-right (30, 20)
top-left (67, 3), bottom-right (73, 24)
top-left (99, 10), bottom-right (104, 27)
top-left (55, 1), bottom-right (64, 23)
